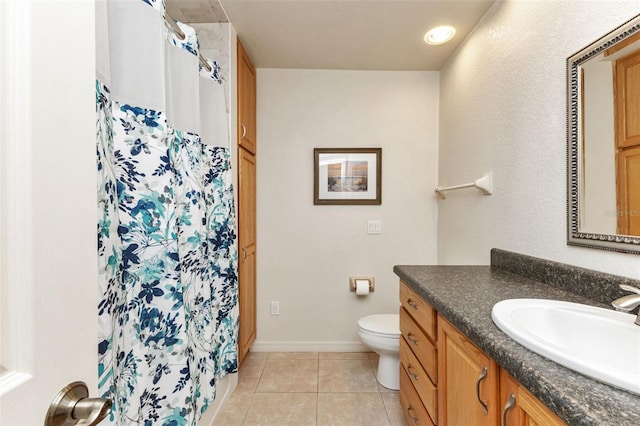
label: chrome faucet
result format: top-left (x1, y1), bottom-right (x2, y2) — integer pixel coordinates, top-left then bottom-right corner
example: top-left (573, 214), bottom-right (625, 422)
top-left (612, 284), bottom-right (640, 326)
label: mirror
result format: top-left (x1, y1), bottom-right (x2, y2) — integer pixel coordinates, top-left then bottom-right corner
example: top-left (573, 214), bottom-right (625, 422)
top-left (568, 14), bottom-right (640, 254)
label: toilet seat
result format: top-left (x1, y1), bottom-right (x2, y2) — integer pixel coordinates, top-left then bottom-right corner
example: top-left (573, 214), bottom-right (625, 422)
top-left (357, 314), bottom-right (400, 338)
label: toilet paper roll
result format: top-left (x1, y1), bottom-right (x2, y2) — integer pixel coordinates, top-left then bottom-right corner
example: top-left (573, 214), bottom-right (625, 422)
top-left (355, 279), bottom-right (370, 296)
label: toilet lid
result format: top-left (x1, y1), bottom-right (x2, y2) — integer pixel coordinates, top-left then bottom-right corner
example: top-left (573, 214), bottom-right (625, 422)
top-left (357, 314), bottom-right (400, 336)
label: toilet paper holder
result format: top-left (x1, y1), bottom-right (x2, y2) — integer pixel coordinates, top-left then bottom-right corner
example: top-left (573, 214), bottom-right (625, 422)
top-left (349, 276), bottom-right (375, 292)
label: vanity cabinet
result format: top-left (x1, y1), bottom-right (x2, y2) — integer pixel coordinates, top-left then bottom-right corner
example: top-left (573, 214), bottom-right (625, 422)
top-left (399, 280), bottom-right (567, 426)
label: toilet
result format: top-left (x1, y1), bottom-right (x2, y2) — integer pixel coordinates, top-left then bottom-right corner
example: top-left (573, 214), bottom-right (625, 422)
top-left (357, 313), bottom-right (400, 390)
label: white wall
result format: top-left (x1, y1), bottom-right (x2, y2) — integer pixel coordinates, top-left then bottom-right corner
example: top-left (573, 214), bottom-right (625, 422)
top-left (255, 69), bottom-right (439, 351)
top-left (438, 0), bottom-right (640, 279)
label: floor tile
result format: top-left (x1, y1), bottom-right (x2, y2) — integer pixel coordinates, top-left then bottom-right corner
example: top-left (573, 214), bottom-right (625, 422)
top-left (381, 392), bottom-right (405, 426)
top-left (268, 352), bottom-right (319, 360)
top-left (213, 392), bottom-right (253, 425)
top-left (246, 351), bottom-right (270, 360)
top-left (318, 359), bottom-right (379, 392)
top-left (256, 359), bottom-right (319, 393)
top-left (236, 357), bottom-right (267, 394)
top-left (219, 352), bottom-right (405, 425)
top-left (243, 393), bottom-right (317, 425)
top-left (319, 352), bottom-right (372, 360)
top-left (317, 393), bottom-right (390, 426)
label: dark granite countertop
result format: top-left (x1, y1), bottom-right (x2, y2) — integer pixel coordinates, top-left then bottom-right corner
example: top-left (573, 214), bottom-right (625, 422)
top-left (394, 261), bottom-right (640, 426)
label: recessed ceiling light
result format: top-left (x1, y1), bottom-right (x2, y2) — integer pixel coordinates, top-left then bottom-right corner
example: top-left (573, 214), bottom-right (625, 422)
top-left (424, 26), bottom-right (456, 45)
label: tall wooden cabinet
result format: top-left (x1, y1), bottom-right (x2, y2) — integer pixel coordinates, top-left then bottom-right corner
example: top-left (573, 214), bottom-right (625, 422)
top-left (237, 38), bottom-right (257, 365)
top-left (614, 49), bottom-right (640, 235)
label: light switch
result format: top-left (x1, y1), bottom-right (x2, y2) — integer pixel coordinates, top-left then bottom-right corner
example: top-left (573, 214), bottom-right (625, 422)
top-left (367, 220), bottom-right (381, 235)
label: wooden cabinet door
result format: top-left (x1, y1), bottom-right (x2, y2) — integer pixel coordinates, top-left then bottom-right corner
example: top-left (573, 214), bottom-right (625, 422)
top-left (438, 316), bottom-right (499, 426)
top-left (500, 370), bottom-right (565, 426)
top-left (616, 145), bottom-right (640, 235)
top-left (615, 50), bottom-right (640, 149)
top-left (237, 39), bottom-right (256, 154)
top-left (238, 147), bottom-right (256, 365)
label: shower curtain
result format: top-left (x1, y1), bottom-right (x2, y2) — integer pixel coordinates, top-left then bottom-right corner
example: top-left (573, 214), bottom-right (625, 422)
top-left (96, 1), bottom-right (238, 424)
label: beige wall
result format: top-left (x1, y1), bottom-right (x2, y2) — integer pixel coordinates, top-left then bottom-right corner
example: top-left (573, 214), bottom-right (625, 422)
top-left (255, 69), bottom-right (439, 350)
top-left (583, 60), bottom-right (616, 234)
top-left (438, 0), bottom-right (640, 279)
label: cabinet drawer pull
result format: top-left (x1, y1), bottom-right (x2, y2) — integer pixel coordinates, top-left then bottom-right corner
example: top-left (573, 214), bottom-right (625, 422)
top-left (406, 333), bottom-right (419, 345)
top-left (501, 393), bottom-right (516, 426)
top-left (407, 406), bottom-right (420, 425)
top-left (240, 123), bottom-right (247, 139)
top-left (407, 365), bottom-right (419, 380)
top-left (476, 366), bottom-right (489, 415)
top-left (407, 298), bottom-right (419, 309)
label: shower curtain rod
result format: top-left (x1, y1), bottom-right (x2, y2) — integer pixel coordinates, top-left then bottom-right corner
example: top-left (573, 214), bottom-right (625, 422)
top-left (164, 12), bottom-right (215, 75)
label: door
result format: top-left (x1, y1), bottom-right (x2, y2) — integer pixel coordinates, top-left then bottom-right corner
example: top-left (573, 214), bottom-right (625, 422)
top-left (500, 370), bottom-right (565, 426)
top-left (616, 146), bottom-right (640, 235)
top-left (438, 316), bottom-right (499, 426)
top-left (237, 147), bottom-right (257, 365)
top-left (0, 1), bottom-right (98, 424)
top-left (237, 39), bottom-right (257, 155)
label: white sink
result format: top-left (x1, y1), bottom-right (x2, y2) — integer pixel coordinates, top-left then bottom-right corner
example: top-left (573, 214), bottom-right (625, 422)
top-left (491, 298), bottom-right (640, 395)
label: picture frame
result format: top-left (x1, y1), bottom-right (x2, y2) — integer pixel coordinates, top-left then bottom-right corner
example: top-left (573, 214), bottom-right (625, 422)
top-left (314, 148), bottom-right (382, 205)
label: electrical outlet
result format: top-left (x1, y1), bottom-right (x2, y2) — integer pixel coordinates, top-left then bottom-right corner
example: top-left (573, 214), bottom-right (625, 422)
top-left (270, 301), bottom-right (280, 315)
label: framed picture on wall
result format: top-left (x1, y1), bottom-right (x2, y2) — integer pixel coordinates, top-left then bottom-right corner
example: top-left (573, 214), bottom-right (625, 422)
top-left (314, 148), bottom-right (382, 205)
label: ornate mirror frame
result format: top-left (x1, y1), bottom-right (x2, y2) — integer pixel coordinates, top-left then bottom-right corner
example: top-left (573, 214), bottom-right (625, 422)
top-left (567, 14), bottom-right (640, 254)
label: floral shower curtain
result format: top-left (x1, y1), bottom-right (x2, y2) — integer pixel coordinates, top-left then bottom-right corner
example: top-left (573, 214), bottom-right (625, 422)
top-left (96, 1), bottom-right (238, 424)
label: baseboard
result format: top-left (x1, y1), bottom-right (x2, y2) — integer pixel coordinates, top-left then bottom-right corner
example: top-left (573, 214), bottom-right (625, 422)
top-left (250, 340), bottom-right (369, 353)
top-left (198, 372), bottom-right (238, 426)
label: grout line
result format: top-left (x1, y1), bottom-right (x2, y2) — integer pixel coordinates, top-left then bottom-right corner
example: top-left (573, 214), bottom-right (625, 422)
top-left (239, 391), bottom-right (254, 426)
top-left (316, 357), bottom-right (320, 393)
top-left (316, 356), bottom-right (320, 425)
top-left (318, 356), bottom-right (321, 422)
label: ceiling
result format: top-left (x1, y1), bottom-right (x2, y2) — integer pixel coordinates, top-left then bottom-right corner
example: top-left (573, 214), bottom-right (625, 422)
top-left (166, 0), bottom-right (495, 71)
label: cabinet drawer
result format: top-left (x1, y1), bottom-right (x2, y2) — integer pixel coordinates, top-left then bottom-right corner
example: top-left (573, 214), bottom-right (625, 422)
top-left (400, 307), bottom-right (438, 384)
top-left (401, 337), bottom-right (437, 423)
top-left (400, 367), bottom-right (435, 426)
top-left (400, 281), bottom-right (436, 341)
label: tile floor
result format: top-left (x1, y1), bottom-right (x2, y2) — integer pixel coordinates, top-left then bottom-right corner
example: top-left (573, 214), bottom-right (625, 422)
top-left (214, 352), bottom-right (406, 425)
